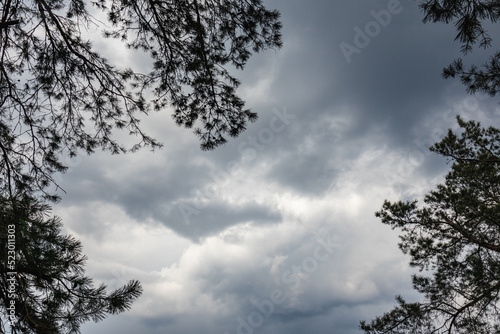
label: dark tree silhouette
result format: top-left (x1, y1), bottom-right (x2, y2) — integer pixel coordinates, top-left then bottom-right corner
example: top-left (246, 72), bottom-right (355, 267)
top-left (361, 117), bottom-right (500, 334)
top-left (0, 195), bottom-right (143, 334)
top-left (417, 0), bottom-right (500, 98)
top-left (0, 0), bottom-right (282, 200)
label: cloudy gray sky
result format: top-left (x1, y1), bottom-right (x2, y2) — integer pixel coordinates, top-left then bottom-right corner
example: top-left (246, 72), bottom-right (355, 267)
top-left (50, 1), bottom-right (500, 333)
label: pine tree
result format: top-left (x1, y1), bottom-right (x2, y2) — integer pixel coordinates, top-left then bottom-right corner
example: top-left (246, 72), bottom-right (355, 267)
top-left (361, 117), bottom-right (500, 333)
top-left (417, 0), bottom-right (500, 98)
top-left (0, 194), bottom-right (143, 334)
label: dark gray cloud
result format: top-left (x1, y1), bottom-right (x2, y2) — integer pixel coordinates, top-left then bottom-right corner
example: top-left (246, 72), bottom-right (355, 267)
top-left (208, 0), bottom-right (482, 197)
top-left (159, 200), bottom-right (282, 241)
top-left (58, 152), bottom-right (282, 240)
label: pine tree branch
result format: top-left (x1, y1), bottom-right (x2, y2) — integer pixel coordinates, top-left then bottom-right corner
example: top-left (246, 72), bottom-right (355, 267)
top-left (440, 214), bottom-right (500, 253)
top-left (0, 20), bottom-right (19, 29)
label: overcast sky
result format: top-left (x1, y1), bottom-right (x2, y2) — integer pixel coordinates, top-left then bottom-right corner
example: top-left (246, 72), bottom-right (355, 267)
top-left (49, 1), bottom-right (500, 333)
